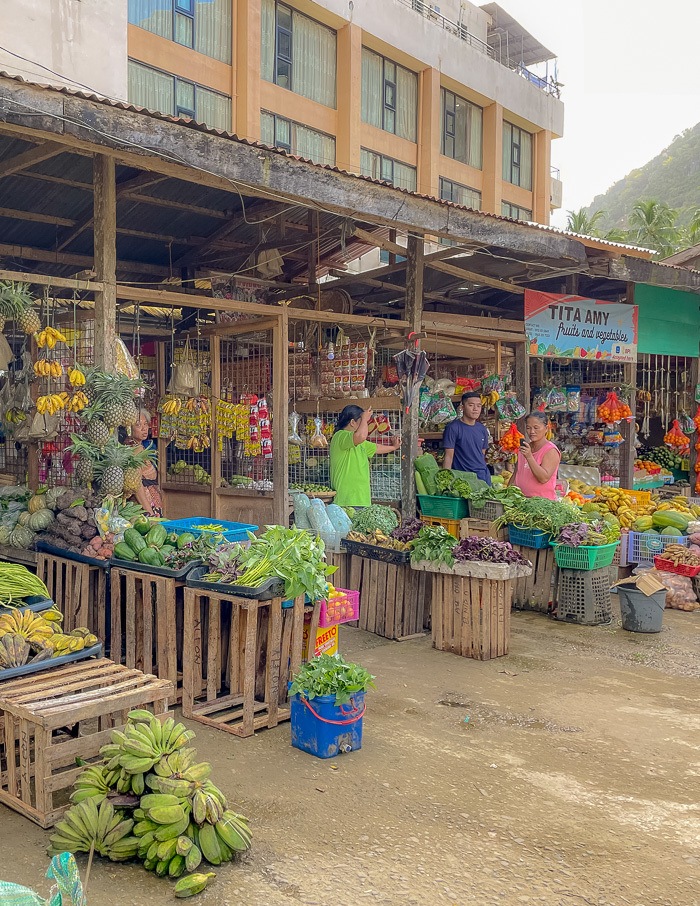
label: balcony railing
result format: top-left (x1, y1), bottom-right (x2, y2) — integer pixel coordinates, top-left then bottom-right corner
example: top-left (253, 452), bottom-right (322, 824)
top-left (397, 0), bottom-right (560, 97)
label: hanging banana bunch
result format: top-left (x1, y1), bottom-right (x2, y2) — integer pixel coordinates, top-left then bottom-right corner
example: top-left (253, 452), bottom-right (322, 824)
top-left (68, 364), bottom-right (86, 386)
top-left (33, 359), bottom-right (63, 378)
top-left (37, 393), bottom-right (69, 415)
top-left (36, 326), bottom-right (67, 349)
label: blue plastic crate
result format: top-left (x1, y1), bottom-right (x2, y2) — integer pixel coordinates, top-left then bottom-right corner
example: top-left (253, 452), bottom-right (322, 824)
top-left (507, 525), bottom-right (552, 549)
top-left (290, 692), bottom-right (365, 759)
top-left (160, 518), bottom-right (258, 544)
top-left (627, 531), bottom-right (689, 564)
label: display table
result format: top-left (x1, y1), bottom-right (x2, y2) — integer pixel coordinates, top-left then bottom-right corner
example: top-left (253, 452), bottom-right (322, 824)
top-left (346, 553), bottom-right (429, 641)
top-left (414, 560), bottom-right (532, 660)
top-left (0, 659), bottom-right (173, 827)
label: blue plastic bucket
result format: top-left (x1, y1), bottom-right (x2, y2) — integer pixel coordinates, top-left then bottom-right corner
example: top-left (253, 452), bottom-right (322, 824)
top-left (290, 692), bottom-right (365, 759)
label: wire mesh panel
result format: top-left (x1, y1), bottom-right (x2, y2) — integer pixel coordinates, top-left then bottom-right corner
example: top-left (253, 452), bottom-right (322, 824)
top-left (218, 330), bottom-right (273, 490)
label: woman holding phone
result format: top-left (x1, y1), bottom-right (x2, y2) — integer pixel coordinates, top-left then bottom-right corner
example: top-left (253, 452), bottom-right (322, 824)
top-left (510, 411), bottom-right (561, 500)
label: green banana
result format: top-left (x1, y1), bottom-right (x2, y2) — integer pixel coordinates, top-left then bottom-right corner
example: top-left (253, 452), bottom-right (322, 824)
top-left (155, 859), bottom-right (171, 877)
top-left (183, 762), bottom-right (212, 782)
top-left (185, 845), bottom-right (202, 872)
top-left (169, 854), bottom-right (186, 878)
top-left (198, 823), bottom-right (222, 865)
top-left (148, 804), bottom-right (187, 826)
top-left (147, 776), bottom-right (194, 798)
top-left (174, 872), bottom-right (216, 898)
top-left (215, 814), bottom-right (251, 852)
top-left (131, 772), bottom-right (145, 796)
top-left (157, 837), bottom-right (179, 862)
top-left (154, 813), bottom-right (190, 842)
top-left (141, 793), bottom-right (182, 810)
top-left (127, 709), bottom-right (154, 723)
top-left (147, 840), bottom-right (161, 862)
top-left (177, 835), bottom-right (193, 857)
top-left (192, 790), bottom-right (208, 826)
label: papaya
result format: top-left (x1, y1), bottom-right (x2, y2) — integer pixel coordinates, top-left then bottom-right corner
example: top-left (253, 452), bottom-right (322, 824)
top-left (114, 541), bottom-right (137, 561)
top-left (139, 547), bottom-right (165, 566)
top-left (146, 524), bottom-right (168, 549)
top-left (651, 510), bottom-right (690, 532)
top-left (124, 528), bottom-right (147, 553)
top-left (160, 545), bottom-right (176, 557)
top-left (134, 516), bottom-right (152, 536)
top-left (176, 532), bottom-right (196, 550)
top-left (632, 516), bottom-right (653, 532)
top-left (660, 526), bottom-right (683, 537)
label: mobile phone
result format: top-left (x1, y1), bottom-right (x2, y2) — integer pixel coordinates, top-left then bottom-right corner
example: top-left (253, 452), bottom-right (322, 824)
top-left (519, 439), bottom-right (528, 447)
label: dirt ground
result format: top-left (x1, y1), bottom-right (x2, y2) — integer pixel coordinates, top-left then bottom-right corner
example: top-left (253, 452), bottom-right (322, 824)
top-left (2, 602), bottom-right (699, 906)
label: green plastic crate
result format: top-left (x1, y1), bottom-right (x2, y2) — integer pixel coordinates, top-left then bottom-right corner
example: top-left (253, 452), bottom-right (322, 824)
top-left (417, 495), bottom-right (469, 519)
top-left (551, 541), bottom-right (619, 570)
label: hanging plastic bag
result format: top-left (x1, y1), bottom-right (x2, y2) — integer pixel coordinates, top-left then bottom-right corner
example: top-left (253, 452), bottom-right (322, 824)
top-left (167, 339), bottom-right (200, 396)
top-left (546, 387), bottom-right (567, 412)
top-left (309, 417), bottom-right (328, 448)
top-left (0, 852), bottom-right (85, 906)
top-left (0, 333), bottom-right (13, 372)
top-left (288, 411), bottom-right (303, 445)
top-left (96, 496), bottom-right (130, 543)
top-left (115, 337), bottom-right (139, 379)
top-left (26, 412), bottom-right (59, 441)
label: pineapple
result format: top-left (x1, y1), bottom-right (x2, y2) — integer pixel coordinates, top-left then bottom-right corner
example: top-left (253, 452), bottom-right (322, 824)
top-left (102, 397), bottom-right (123, 429)
top-left (18, 306), bottom-right (41, 335)
top-left (0, 281), bottom-right (37, 332)
top-left (123, 467), bottom-right (142, 493)
top-left (95, 440), bottom-right (131, 497)
top-left (0, 313), bottom-right (5, 332)
top-left (101, 464), bottom-right (125, 497)
top-left (66, 434), bottom-right (99, 488)
top-left (75, 457), bottom-right (94, 486)
top-left (86, 419), bottom-right (110, 448)
top-left (121, 398), bottom-right (138, 427)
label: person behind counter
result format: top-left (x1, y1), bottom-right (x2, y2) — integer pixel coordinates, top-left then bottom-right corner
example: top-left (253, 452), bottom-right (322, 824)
top-left (510, 411), bottom-right (561, 500)
top-left (123, 409), bottom-right (164, 516)
top-left (330, 405), bottom-right (401, 507)
top-left (442, 392), bottom-right (491, 485)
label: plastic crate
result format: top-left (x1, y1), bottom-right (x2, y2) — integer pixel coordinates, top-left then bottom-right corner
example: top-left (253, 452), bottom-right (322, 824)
top-left (551, 541), bottom-right (619, 570)
top-left (468, 499), bottom-right (505, 521)
top-left (319, 588), bottom-right (360, 627)
top-left (653, 556), bottom-right (700, 577)
top-left (507, 525), bottom-right (552, 549)
top-left (417, 495), bottom-right (469, 519)
top-left (186, 566), bottom-right (285, 600)
top-left (160, 518), bottom-right (258, 543)
top-left (420, 515), bottom-right (461, 539)
top-left (612, 530), bottom-right (629, 568)
top-left (555, 568), bottom-right (612, 625)
top-left (627, 531), bottom-right (689, 564)
top-left (340, 539), bottom-right (410, 564)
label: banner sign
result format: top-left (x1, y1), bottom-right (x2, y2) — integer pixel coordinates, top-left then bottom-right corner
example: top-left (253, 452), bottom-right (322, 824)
top-left (524, 290), bottom-right (638, 362)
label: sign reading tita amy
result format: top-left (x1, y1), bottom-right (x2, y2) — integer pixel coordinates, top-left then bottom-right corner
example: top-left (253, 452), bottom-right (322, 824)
top-left (524, 290), bottom-right (638, 362)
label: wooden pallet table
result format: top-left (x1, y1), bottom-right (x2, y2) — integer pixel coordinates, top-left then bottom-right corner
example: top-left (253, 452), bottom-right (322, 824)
top-left (510, 546), bottom-right (557, 614)
top-left (37, 552), bottom-right (109, 641)
top-left (347, 555), bottom-right (428, 640)
top-left (0, 658), bottom-right (173, 827)
top-left (182, 588), bottom-right (316, 738)
top-left (430, 573), bottom-right (513, 660)
top-left (110, 567), bottom-right (183, 703)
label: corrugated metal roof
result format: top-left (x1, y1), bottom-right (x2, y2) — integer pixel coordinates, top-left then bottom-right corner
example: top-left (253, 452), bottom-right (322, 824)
top-left (0, 70), bottom-right (655, 260)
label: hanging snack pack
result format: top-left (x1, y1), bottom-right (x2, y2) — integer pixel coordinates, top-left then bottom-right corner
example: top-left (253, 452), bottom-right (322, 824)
top-left (310, 416), bottom-right (328, 448)
top-left (495, 392), bottom-right (526, 420)
top-left (288, 411), bottom-right (303, 445)
top-left (167, 338), bottom-right (200, 396)
top-left (546, 387), bottom-right (568, 412)
top-left (320, 341), bottom-right (368, 398)
top-left (566, 385), bottom-right (581, 413)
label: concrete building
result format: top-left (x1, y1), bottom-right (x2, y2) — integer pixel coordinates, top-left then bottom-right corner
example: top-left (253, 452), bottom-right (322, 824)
top-left (126, 0), bottom-right (563, 225)
top-left (0, 0), bottom-right (127, 101)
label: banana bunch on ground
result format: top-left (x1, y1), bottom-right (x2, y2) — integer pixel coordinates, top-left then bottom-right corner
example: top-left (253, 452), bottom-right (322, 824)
top-left (49, 798), bottom-right (140, 861)
top-left (161, 397), bottom-right (183, 416)
top-left (37, 392), bottom-right (69, 415)
top-left (480, 390), bottom-right (500, 408)
top-left (54, 710), bottom-right (251, 890)
top-left (36, 326), bottom-right (67, 349)
top-left (34, 359), bottom-right (63, 378)
top-left (68, 365), bottom-right (86, 386)
top-left (66, 391), bottom-right (89, 413)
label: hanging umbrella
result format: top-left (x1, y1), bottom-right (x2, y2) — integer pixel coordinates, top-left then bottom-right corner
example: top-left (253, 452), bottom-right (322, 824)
top-left (394, 348), bottom-right (430, 413)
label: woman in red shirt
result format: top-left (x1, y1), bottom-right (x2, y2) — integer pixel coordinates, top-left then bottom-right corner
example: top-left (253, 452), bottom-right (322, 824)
top-left (511, 412), bottom-right (561, 500)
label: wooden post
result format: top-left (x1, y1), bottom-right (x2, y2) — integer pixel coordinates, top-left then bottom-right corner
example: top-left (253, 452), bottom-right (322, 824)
top-left (272, 310), bottom-right (289, 526)
top-left (401, 234), bottom-right (424, 516)
top-left (690, 356), bottom-right (699, 493)
top-left (619, 282), bottom-right (637, 489)
top-left (210, 334), bottom-right (221, 519)
top-left (93, 154), bottom-right (117, 373)
top-left (514, 342), bottom-right (530, 412)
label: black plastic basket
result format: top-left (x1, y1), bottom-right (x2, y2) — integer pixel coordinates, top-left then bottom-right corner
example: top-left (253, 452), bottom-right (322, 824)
top-left (110, 556), bottom-right (203, 580)
top-left (0, 642), bottom-right (103, 681)
top-left (341, 539), bottom-right (410, 564)
top-left (36, 540), bottom-right (110, 570)
top-left (186, 566), bottom-right (285, 600)
top-left (0, 595), bottom-right (54, 616)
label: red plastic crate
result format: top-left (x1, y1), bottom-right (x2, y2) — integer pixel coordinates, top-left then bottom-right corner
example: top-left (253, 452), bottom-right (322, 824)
top-left (319, 588), bottom-right (360, 627)
top-left (653, 556), bottom-right (700, 577)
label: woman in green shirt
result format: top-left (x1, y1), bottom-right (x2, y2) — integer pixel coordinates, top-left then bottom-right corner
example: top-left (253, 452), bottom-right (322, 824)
top-left (329, 405), bottom-right (401, 507)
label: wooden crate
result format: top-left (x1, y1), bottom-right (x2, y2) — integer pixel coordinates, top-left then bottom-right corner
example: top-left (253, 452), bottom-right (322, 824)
top-left (182, 589), bottom-right (315, 738)
top-left (348, 555), bottom-right (429, 640)
top-left (110, 567), bottom-right (183, 703)
top-left (511, 545), bottom-right (557, 613)
top-left (431, 573), bottom-right (512, 660)
top-left (37, 553), bottom-right (109, 642)
top-left (325, 550), bottom-right (349, 590)
top-left (0, 658), bottom-right (173, 828)
top-left (459, 518), bottom-right (507, 541)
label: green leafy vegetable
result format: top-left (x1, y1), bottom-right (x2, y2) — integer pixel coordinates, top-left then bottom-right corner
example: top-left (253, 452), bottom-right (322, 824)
top-left (289, 653), bottom-right (375, 704)
top-left (410, 525), bottom-right (458, 566)
top-left (351, 505), bottom-right (399, 535)
top-left (433, 469), bottom-right (489, 499)
top-left (495, 497), bottom-right (587, 536)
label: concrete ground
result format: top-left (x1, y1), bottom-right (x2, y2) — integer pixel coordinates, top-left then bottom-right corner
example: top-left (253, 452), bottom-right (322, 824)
top-left (2, 603), bottom-right (699, 906)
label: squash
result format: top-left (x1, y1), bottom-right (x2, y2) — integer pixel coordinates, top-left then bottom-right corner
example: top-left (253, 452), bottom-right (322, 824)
top-left (27, 508), bottom-right (54, 532)
top-left (9, 525), bottom-right (34, 548)
top-left (146, 524), bottom-right (168, 549)
top-left (139, 547), bottom-right (164, 566)
top-left (28, 493), bottom-right (48, 514)
top-left (114, 541), bottom-right (137, 561)
top-left (18, 511), bottom-right (32, 527)
top-left (632, 516), bottom-right (653, 532)
top-left (123, 528), bottom-right (147, 554)
top-left (660, 526), bottom-right (683, 537)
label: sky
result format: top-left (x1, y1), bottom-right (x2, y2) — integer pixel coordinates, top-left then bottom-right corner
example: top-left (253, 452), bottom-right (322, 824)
top-left (500, 0), bottom-right (700, 228)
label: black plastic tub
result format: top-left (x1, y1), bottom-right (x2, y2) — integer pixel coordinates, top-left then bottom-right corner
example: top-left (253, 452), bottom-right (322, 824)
top-left (186, 566), bottom-right (285, 600)
top-left (110, 557), bottom-right (203, 580)
top-left (0, 642), bottom-right (103, 681)
top-left (36, 540), bottom-right (110, 569)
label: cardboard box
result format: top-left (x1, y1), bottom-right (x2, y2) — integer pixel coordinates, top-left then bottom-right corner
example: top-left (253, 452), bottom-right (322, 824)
top-left (302, 615), bottom-right (338, 659)
top-left (611, 571), bottom-right (667, 597)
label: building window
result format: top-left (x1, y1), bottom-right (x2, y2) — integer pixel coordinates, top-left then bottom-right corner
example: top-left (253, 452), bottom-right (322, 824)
top-left (501, 201), bottom-right (532, 221)
top-left (128, 0), bottom-right (232, 63)
top-left (360, 149), bottom-right (417, 192)
top-left (441, 90), bottom-right (482, 169)
top-left (361, 48), bottom-right (417, 143)
top-left (502, 121), bottom-right (533, 190)
top-left (261, 112), bottom-right (336, 166)
top-left (261, 0), bottom-right (337, 108)
top-left (128, 61), bottom-right (232, 132)
top-left (439, 177), bottom-right (481, 210)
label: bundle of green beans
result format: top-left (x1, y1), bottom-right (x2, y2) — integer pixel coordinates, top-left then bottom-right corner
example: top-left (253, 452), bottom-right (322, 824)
top-left (0, 563), bottom-right (51, 607)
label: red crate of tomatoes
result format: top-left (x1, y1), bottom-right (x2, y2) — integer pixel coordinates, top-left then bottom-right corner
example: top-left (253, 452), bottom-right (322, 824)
top-left (319, 587), bottom-right (360, 627)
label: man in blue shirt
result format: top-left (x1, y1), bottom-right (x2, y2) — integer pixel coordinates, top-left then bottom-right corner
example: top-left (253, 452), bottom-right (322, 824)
top-left (442, 392), bottom-right (491, 485)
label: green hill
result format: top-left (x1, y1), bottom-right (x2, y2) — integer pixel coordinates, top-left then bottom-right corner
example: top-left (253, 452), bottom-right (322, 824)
top-left (585, 122), bottom-right (700, 230)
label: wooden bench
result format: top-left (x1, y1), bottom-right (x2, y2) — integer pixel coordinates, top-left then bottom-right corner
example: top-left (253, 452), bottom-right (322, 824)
top-left (0, 659), bottom-right (173, 827)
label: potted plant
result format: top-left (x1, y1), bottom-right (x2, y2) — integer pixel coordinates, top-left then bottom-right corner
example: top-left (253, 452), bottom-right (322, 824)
top-left (288, 654), bottom-right (375, 759)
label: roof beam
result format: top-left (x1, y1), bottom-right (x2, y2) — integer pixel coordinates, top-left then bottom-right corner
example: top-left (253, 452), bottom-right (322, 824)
top-left (426, 259), bottom-right (526, 294)
top-left (0, 206), bottom-right (75, 227)
top-left (0, 141), bottom-right (64, 178)
top-left (0, 241), bottom-right (169, 275)
top-left (0, 267), bottom-right (103, 292)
